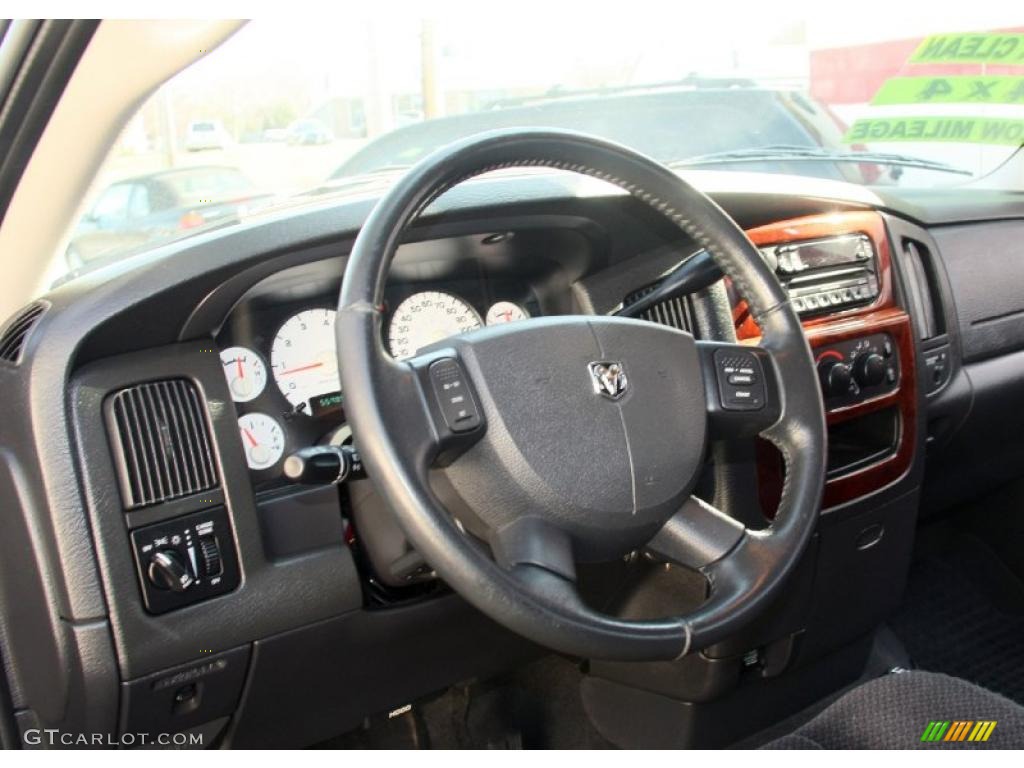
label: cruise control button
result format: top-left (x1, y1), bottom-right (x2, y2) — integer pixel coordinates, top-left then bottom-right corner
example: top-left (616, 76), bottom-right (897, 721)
top-left (714, 349), bottom-right (766, 411)
top-left (429, 359), bottom-right (481, 433)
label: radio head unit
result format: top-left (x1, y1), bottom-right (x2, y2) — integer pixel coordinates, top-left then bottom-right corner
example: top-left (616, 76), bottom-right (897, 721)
top-left (760, 233), bottom-right (879, 316)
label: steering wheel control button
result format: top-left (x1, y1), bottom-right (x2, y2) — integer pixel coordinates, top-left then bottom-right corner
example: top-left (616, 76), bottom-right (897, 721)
top-left (714, 349), bottom-right (765, 411)
top-left (130, 506), bottom-right (240, 614)
top-left (429, 358), bottom-right (481, 433)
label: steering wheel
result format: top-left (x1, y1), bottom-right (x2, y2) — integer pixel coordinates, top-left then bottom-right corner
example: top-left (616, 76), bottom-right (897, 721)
top-left (337, 129), bottom-right (825, 662)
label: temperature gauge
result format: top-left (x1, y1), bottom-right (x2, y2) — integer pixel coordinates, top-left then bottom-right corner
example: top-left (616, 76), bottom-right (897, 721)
top-left (237, 413), bottom-right (285, 471)
top-left (485, 301), bottom-right (529, 326)
top-left (220, 346), bottom-right (267, 403)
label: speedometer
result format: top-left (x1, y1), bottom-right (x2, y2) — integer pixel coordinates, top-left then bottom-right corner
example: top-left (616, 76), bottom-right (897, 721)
top-left (387, 291), bottom-right (483, 360)
top-left (271, 308), bottom-right (340, 411)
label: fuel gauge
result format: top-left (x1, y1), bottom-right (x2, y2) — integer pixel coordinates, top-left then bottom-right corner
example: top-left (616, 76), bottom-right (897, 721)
top-left (221, 346), bottom-right (267, 403)
top-left (485, 301), bottom-right (529, 326)
top-left (237, 413), bottom-right (285, 471)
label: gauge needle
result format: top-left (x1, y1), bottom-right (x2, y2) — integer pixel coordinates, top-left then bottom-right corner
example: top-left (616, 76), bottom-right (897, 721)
top-left (236, 357), bottom-right (244, 379)
top-left (241, 427), bottom-right (259, 448)
top-left (278, 362), bottom-right (324, 375)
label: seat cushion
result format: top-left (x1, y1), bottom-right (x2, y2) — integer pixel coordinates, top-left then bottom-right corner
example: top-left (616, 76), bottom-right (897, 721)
top-left (764, 671), bottom-right (1024, 749)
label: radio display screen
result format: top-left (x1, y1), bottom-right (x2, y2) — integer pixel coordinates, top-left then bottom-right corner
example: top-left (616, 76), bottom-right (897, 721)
top-left (789, 235), bottom-right (873, 271)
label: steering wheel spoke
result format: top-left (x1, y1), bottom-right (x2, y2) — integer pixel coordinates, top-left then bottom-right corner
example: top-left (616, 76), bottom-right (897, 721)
top-left (489, 516), bottom-right (577, 582)
top-left (400, 347), bottom-right (488, 467)
top-left (697, 340), bottom-right (782, 440)
top-left (647, 495), bottom-right (746, 570)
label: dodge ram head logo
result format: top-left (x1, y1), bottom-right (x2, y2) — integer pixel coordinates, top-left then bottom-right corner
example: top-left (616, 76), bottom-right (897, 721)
top-left (588, 361), bottom-right (628, 400)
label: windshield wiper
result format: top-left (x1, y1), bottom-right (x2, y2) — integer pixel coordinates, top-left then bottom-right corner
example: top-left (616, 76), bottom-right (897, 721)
top-left (669, 144), bottom-right (972, 176)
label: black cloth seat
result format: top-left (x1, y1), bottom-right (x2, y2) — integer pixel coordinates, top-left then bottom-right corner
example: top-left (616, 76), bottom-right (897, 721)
top-left (764, 671), bottom-right (1024, 749)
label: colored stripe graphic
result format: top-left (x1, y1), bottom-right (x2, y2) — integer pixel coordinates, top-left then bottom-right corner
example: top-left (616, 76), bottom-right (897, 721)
top-left (969, 721), bottom-right (997, 742)
top-left (921, 721), bottom-right (950, 741)
top-left (944, 721), bottom-right (972, 741)
top-left (921, 720), bottom-right (996, 742)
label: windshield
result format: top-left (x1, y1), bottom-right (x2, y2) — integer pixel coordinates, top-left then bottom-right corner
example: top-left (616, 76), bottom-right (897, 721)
top-left (64, 9), bottom-right (1024, 279)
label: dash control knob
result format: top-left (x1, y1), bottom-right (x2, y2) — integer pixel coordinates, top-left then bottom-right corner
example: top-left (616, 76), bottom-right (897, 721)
top-left (199, 536), bottom-right (223, 579)
top-left (147, 550), bottom-right (194, 593)
top-left (853, 353), bottom-right (886, 387)
top-left (818, 358), bottom-right (853, 397)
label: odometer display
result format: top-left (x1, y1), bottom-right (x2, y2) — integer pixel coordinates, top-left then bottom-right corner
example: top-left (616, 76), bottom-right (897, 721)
top-left (387, 291), bottom-right (482, 360)
top-left (310, 391), bottom-right (344, 418)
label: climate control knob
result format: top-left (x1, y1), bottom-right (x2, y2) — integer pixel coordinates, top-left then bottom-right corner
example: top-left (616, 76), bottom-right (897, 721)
top-left (147, 550), bottom-right (194, 593)
top-left (818, 358), bottom-right (853, 397)
top-left (853, 353), bottom-right (886, 388)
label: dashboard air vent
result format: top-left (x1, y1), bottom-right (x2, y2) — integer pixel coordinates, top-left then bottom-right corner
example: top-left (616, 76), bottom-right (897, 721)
top-left (107, 379), bottom-right (218, 509)
top-left (901, 238), bottom-right (945, 341)
top-left (0, 302), bottom-right (46, 364)
top-left (622, 285), bottom-right (690, 331)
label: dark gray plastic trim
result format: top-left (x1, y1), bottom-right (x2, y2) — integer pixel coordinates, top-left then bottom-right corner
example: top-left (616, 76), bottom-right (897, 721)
top-left (71, 341), bottom-right (362, 679)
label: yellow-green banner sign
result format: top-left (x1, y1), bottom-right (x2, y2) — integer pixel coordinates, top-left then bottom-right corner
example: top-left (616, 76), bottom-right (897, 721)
top-left (872, 76), bottom-right (1024, 105)
top-left (911, 33), bottom-right (1024, 64)
top-left (844, 117), bottom-right (1024, 145)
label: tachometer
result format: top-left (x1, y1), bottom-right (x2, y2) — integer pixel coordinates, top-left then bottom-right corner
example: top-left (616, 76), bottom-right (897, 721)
top-left (220, 346), bottom-right (267, 402)
top-left (271, 308), bottom-right (340, 411)
top-left (387, 291), bottom-right (482, 360)
top-left (238, 413), bottom-right (285, 470)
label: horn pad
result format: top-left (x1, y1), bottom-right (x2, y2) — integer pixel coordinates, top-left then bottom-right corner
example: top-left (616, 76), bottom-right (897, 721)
top-left (438, 316), bottom-right (707, 560)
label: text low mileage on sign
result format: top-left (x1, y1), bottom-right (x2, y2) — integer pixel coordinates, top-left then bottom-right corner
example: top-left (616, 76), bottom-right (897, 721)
top-left (844, 117), bottom-right (1024, 146)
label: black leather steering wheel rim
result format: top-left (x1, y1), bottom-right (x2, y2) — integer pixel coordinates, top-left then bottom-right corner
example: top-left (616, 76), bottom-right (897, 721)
top-left (337, 129), bottom-right (826, 661)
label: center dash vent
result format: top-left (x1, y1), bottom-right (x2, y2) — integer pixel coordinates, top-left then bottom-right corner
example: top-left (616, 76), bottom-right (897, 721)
top-left (0, 302), bottom-right (46, 364)
top-left (622, 285), bottom-right (690, 331)
top-left (107, 379), bottom-right (218, 509)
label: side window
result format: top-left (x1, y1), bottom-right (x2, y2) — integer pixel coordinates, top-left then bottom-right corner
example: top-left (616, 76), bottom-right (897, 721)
top-left (147, 181), bottom-right (177, 213)
top-left (90, 183), bottom-right (133, 221)
top-left (128, 184), bottom-right (151, 219)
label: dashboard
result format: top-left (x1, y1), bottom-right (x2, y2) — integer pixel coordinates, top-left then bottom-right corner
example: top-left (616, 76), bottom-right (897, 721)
top-left (3, 165), bottom-right (1023, 747)
top-left (214, 230), bottom-right (579, 490)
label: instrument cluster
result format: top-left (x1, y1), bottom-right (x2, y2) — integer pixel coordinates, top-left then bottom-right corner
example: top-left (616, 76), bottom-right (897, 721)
top-left (217, 283), bottom-right (539, 489)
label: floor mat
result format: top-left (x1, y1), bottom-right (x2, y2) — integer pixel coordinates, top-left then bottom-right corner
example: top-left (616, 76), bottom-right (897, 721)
top-left (317, 655), bottom-right (611, 749)
top-left (891, 530), bottom-right (1024, 705)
